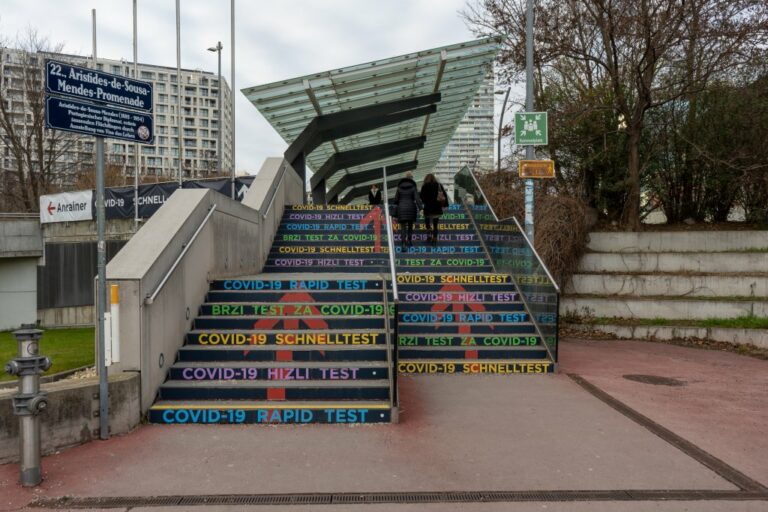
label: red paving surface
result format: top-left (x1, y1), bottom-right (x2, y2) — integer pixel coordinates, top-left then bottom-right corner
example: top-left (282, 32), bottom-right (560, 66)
top-left (559, 339), bottom-right (768, 484)
top-left (1, 338), bottom-right (766, 511)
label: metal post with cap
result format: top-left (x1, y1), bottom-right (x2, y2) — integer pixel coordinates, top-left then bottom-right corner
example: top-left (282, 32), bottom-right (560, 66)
top-left (5, 326), bottom-right (51, 487)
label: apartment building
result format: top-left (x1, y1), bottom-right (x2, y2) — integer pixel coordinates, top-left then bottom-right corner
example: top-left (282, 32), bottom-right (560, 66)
top-left (433, 73), bottom-right (494, 197)
top-left (0, 47), bottom-right (232, 184)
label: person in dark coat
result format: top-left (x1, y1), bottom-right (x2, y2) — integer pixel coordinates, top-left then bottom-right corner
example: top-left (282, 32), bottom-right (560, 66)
top-left (368, 184), bottom-right (382, 205)
top-left (394, 172), bottom-right (421, 249)
top-left (420, 173), bottom-right (447, 245)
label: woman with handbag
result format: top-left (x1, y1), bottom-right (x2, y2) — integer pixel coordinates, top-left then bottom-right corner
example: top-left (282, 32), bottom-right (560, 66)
top-left (419, 173), bottom-right (448, 246)
top-left (394, 172), bottom-right (421, 249)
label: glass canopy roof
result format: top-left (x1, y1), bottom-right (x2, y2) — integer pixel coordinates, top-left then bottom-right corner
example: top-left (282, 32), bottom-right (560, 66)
top-left (242, 37), bottom-right (500, 200)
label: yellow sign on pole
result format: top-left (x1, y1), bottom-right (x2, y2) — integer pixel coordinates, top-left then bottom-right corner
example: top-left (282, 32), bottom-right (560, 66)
top-left (518, 159), bottom-right (555, 178)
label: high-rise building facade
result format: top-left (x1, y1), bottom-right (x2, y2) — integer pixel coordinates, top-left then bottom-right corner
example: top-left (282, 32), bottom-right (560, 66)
top-left (0, 47), bottom-right (232, 187)
top-left (433, 74), bottom-right (494, 197)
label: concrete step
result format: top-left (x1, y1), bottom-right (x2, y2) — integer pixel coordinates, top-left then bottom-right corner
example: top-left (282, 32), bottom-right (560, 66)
top-left (185, 329), bottom-right (387, 346)
top-left (565, 323), bottom-right (768, 349)
top-left (398, 334), bottom-right (541, 347)
top-left (561, 295), bottom-right (768, 320)
top-left (178, 344), bottom-right (388, 362)
top-left (586, 231), bottom-right (768, 253)
top-left (578, 252), bottom-right (768, 273)
top-left (567, 273), bottom-right (768, 298)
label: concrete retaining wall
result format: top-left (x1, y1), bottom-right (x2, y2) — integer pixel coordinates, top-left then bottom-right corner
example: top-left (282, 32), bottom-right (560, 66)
top-left (567, 323), bottom-right (768, 349)
top-left (578, 252), bottom-right (768, 273)
top-left (587, 231), bottom-right (768, 253)
top-left (0, 372), bottom-right (140, 464)
top-left (567, 274), bottom-right (768, 298)
top-left (561, 296), bottom-right (768, 320)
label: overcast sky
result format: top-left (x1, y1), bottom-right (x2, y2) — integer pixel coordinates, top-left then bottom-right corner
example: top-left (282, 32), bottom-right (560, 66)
top-left (1, 0), bottom-right (488, 174)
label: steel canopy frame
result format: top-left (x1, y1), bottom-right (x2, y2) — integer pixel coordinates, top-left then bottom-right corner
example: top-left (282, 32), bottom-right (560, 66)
top-left (310, 136), bottom-right (425, 204)
top-left (243, 37), bottom-right (500, 202)
top-left (327, 160), bottom-right (418, 204)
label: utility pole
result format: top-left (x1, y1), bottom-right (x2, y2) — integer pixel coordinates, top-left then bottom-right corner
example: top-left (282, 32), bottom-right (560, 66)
top-left (524, 0), bottom-right (535, 241)
top-left (92, 8), bottom-right (109, 441)
top-left (132, 0), bottom-right (140, 228)
top-left (496, 87), bottom-right (510, 174)
top-left (230, 0), bottom-right (236, 198)
top-left (176, 0), bottom-right (183, 187)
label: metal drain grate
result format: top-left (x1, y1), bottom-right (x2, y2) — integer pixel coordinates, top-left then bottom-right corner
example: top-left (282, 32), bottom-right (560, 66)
top-left (31, 490), bottom-right (768, 509)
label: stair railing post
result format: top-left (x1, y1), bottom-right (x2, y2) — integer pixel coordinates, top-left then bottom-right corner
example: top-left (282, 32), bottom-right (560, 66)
top-left (381, 166), bottom-right (399, 420)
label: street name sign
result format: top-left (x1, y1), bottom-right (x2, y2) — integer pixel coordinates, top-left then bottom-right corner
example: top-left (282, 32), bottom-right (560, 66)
top-left (46, 96), bottom-right (154, 144)
top-left (45, 59), bottom-right (153, 113)
top-left (518, 159), bottom-right (555, 179)
top-left (514, 112), bottom-right (548, 145)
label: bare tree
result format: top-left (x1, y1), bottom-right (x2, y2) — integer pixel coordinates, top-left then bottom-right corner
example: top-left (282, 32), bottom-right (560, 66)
top-left (0, 28), bottom-right (88, 212)
top-left (464, 0), bottom-right (768, 229)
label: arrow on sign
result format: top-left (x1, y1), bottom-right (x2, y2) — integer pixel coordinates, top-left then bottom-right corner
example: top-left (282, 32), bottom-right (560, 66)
top-left (237, 184), bottom-right (249, 199)
top-left (47, 202), bottom-right (55, 215)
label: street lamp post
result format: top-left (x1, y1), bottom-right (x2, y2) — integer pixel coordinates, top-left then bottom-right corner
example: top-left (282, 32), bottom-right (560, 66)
top-left (207, 42), bottom-right (223, 176)
top-left (495, 88), bottom-right (511, 174)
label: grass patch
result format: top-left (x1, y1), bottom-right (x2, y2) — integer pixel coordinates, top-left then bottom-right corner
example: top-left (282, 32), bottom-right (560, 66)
top-left (0, 327), bottom-right (94, 382)
top-left (584, 316), bottom-right (768, 330)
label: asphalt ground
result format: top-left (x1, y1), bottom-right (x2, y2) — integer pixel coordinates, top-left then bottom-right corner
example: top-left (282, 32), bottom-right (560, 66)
top-left (1, 338), bottom-right (766, 511)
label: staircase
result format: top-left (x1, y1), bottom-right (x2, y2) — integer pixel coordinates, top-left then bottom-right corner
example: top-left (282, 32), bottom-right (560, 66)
top-left (148, 202), bottom-right (555, 425)
top-left (396, 205), bottom-right (553, 374)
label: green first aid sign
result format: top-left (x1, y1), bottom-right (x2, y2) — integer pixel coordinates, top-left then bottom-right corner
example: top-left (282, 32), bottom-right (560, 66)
top-left (514, 112), bottom-right (548, 145)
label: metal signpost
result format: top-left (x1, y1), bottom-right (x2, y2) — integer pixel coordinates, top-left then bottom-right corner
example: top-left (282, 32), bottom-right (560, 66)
top-left (44, 30), bottom-right (153, 441)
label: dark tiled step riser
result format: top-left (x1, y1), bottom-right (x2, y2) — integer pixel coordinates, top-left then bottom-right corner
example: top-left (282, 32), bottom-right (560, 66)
top-left (400, 312), bottom-right (529, 323)
top-left (269, 246), bottom-right (486, 255)
top-left (281, 212), bottom-right (470, 221)
top-left (272, 234), bottom-right (480, 244)
top-left (265, 254), bottom-right (490, 264)
top-left (207, 291), bottom-right (386, 302)
top-left (186, 332), bottom-right (387, 346)
top-left (398, 334), bottom-right (541, 347)
top-left (194, 317), bottom-right (389, 330)
top-left (399, 324), bottom-right (537, 335)
top-left (399, 348), bottom-right (548, 360)
top-left (276, 222), bottom-right (476, 232)
top-left (263, 266), bottom-right (495, 273)
top-left (210, 279), bottom-right (383, 291)
top-left (398, 302), bottom-right (524, 311)
top-left (178, 349), bottom-right (389, 362)
top-left (397, 360), bottom-right (554, 374)
top-left (167, 366), bottom-right (388, 381)
top-left (149, 407), bottom-right (390, 424)
top-left (158, 386), bottom-right (389, 401)
top-left (200, 304), bottom-right (394, 316)
top-left (263, 265), bottom-right (389, 273)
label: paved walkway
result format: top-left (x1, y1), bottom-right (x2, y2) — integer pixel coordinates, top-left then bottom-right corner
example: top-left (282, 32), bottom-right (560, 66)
top-left (1, 338), bottom-right (766, 511)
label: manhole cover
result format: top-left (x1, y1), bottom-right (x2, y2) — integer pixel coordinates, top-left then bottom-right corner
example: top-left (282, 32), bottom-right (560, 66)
top-left (622, 374), bottom-right (686, 386)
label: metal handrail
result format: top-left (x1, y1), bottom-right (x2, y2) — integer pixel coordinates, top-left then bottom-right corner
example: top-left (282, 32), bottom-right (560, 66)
top-left (461, 165), bottom-right (559, 291)
top-left (381, 167), bottom-right (399, 411)
top-left (381, 276), bottom-right (397, 409)
top-left (261, 163), bottom-right (288, 219)
top-left (461, 202), bottom-right (557, 365)
top-left (145, 204), bottom-right (217, 305)
top-left (381, 167), bottom-right (399, 301)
